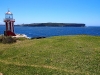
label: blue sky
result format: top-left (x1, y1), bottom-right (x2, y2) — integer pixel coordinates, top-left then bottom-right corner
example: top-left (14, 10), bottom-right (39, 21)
top-left (0, 0), bottom-right (100, 26)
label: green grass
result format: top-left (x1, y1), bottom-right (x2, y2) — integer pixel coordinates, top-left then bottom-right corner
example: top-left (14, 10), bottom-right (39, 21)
top-left (0, 35), bottom-right (100, 75)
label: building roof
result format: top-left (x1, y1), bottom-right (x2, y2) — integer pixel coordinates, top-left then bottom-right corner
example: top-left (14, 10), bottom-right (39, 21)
top-left (6, 10), bottom-right (12, 15)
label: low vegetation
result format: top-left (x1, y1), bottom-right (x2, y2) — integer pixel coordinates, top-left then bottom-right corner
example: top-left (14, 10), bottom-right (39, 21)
top-left (0, 35), bottom-right (100, 75)
top-left (0, 36), bottom-right (16, 44)
top-left (0, 36), bottom-right (28, 44)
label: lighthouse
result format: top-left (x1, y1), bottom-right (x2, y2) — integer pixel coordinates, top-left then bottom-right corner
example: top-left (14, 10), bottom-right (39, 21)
top-left (4, 10), bottom-right (16, 36)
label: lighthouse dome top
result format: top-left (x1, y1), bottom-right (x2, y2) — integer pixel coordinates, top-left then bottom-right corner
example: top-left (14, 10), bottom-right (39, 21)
top-left (5, 10), bottom-right (12, 14)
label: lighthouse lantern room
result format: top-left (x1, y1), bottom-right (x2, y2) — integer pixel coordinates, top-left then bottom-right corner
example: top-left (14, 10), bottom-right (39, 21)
top-left (4, 10), bottom-right (16, 36)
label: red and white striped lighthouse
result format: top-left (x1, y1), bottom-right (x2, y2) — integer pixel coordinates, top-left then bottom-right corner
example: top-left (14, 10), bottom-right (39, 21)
top-left (4, 10), bottom-right (16, 36)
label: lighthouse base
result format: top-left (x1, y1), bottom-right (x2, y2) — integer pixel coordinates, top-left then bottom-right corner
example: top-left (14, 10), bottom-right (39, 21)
top-left (4, 31), bottom-right (16, 36)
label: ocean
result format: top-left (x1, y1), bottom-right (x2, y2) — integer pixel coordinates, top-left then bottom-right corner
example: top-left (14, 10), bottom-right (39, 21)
top-left (0, 25), bottom-right (100, 38)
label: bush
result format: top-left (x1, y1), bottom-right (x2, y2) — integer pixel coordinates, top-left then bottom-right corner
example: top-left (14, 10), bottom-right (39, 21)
top-left (1, 36), bottom-right (16, 44)
top-left (0, 36), bottom-right (2, 43)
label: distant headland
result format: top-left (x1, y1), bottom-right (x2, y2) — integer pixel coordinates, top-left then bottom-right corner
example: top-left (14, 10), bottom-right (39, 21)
top-left (16, 23), bottom-right (85, 27)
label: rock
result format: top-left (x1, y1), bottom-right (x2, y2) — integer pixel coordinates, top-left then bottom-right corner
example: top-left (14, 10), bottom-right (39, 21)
top-left (0, 73), bottom-right (3, 75)
top-left (31, 37), bottom-right (46, 39)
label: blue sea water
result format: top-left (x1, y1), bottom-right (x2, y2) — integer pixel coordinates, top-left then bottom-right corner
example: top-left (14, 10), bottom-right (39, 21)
top-left (0, 25), bottom-right (100, 38)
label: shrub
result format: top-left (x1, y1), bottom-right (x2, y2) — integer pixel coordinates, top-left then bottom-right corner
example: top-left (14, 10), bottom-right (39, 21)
top-left (1, 36), bottom-right (16, 44)
top-left (0, 36), bottom-right (2, 43)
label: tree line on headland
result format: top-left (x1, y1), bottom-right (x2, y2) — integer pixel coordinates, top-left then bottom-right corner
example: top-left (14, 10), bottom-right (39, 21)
top-left (17, 23), bottom-right (85, 27)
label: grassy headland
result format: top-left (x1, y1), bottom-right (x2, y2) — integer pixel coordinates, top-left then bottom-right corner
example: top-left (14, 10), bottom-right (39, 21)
top-left (0, 35), bottom-right (100, 75)
top-left (19, 23), bottom-right (85, 27)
